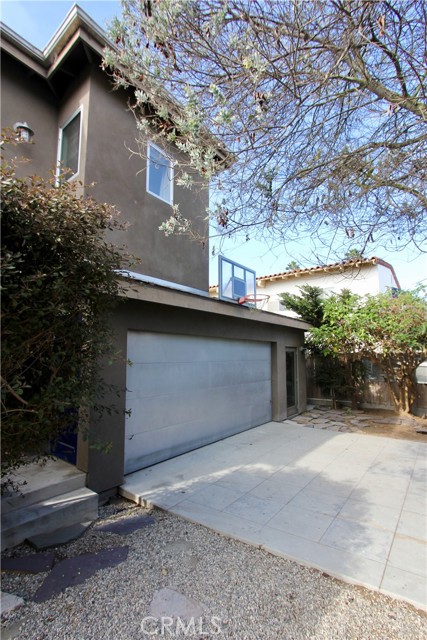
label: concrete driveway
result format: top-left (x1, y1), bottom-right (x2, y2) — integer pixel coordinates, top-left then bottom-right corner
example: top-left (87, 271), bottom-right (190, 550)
top-left (120, 419), bottom-right (427, 611)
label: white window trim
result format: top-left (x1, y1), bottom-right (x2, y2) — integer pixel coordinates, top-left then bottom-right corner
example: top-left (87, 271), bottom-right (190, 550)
top-left (146, 141), bottom-right (174, 205)
top-left (56, 107), bottom-right (83, 183)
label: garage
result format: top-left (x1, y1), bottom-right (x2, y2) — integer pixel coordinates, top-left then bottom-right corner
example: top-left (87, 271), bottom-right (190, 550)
top-left (124, 331), bottom-right (272, 474)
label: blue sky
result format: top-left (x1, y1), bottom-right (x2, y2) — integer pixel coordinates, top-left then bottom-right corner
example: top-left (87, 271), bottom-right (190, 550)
top-left (1, 0), bottom-right (426, 288)
top-left (0, 0), bottom-right (120, 47)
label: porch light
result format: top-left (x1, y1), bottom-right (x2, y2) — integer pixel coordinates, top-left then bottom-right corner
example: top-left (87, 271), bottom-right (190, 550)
top-left (13, 121), bottom-right (34, 143)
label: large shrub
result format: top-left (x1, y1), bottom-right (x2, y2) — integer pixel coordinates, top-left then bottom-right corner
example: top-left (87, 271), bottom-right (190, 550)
top-left (1, 154), bottom-right (129, 476)
top-left (280, 286), bottom-right (366, 408)
top-left (310, 289), bottom-right (427, 415)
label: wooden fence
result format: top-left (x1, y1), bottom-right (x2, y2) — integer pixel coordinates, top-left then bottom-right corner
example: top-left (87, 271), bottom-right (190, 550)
top-left (306, 357), bottom-right (427, 416)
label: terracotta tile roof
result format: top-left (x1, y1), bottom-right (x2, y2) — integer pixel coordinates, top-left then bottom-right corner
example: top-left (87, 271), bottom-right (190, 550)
top-left (209, 256), bottom-right (400, 291)
top-left (256, 256), bottom-right (400, 288)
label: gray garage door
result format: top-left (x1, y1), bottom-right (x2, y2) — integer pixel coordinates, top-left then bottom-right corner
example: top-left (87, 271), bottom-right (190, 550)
top-left (124, 331), bottom-right (272, 474)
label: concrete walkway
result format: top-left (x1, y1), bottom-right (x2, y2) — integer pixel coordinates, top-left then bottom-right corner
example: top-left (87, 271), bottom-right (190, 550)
top-left (120, 420), bottom-right (427, 611)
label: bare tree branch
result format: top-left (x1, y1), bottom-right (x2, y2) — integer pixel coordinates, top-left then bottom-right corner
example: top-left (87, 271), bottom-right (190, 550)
top-left (105, 0), bottom-right (427, 254)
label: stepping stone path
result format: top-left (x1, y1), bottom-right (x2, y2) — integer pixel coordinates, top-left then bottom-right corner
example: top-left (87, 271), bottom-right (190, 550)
top-left (27, 522), bottom-right (92, 550)
top-left (163, 539), bottom-right (200, 569)
top-left (1, 509), bottom-right (155, 609)
top-left (149, 587), bottom-right (205, 620)
top-left (33, 546), bottom-right (129, 603)
top-left (296, 408), bottom-right (427, 433)
top-left (0, 592), bottom-right (24, 616)
top-left (293, 408), bottom-right (383, 433)
top-left (1, 553), bottom-right (55, 574)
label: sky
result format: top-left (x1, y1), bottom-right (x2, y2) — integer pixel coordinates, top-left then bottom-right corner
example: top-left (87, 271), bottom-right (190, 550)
top-left (1, 0), bottom-right (426, 289)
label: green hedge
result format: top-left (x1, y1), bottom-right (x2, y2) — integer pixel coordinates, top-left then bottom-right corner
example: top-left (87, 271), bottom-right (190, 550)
top-left (1, 154), bottom-right (130, 477)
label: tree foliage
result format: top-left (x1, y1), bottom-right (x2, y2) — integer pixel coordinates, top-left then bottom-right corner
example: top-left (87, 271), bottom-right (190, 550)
top-left (310, 289), bottom-right (427, 413)
top-left (280, 285), bottom-right (326, 328)
top-left (280, 286), bottom-right (364, 406)
top-left (286, 261), bottom-right (301, 271)
top-left (106, 0), bottom-right (427, 255)
top-left (1, 152), bottom-right (129, 476)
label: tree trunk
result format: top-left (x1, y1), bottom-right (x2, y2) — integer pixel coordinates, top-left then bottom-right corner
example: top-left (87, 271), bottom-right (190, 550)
top-left (382, 368), bottom-right (417, 416)
top-left (349, 360), bottom-right (360, 410)
top-left (331, 387), bottom-right (336, 410)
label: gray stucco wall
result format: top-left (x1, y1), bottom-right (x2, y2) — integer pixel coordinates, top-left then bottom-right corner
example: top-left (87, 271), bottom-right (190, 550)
top-left (85, 68), bottom-right (210, 291)
top-left (1, 53), bottom-right (58, 178)
top-left (1, 53), bottom-right (210, 292)
top-left (2, 45), bottom-right (307, 497)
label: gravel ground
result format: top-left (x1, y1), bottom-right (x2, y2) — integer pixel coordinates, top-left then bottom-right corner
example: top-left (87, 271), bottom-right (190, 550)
top-left (1, 498), bottom-right (426, 640)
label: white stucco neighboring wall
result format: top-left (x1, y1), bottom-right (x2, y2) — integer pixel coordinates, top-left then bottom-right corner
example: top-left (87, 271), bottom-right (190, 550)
top-left (257, 261), bottom-right (398, 315)
top-left (377, 263), bottom-right (399, 292)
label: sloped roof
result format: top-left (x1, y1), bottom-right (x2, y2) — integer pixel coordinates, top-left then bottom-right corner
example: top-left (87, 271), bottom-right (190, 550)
top-left (0, 4), bottom-right (230, 166)
top-left (0, 4), bottom-right (109, 73)
top-left (256, 257), bottom-right (400, 288)
top-left (0, 4), bottom-right (115, 99)
top-left (209, 256), bottom-right (400, 291)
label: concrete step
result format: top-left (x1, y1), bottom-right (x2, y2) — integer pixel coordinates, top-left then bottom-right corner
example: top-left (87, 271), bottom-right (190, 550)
top-left (1, 459), bottom-right (87, 514)
top-left (1, 487), bottom-right (98, 551)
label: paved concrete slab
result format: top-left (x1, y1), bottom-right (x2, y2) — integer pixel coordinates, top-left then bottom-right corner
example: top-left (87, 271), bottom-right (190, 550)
top-left (0, 592), bottom-right (24, 615)
top-left (27, 522), bottom-right (91, 550)
top-left (121, 420), bottom-right (427, 611)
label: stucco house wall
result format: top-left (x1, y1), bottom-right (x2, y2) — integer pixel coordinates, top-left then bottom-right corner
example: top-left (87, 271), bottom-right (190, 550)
top-left (1, 6), bottom-right (310, 495)
top-left (1, 52), bottom-right (59, 179)
top-left (84, 67), bottom-right (210, 290)
top-left (1, 37), bottom-right (209, 291)
top-left (255, 258), bottom-right (400, 315)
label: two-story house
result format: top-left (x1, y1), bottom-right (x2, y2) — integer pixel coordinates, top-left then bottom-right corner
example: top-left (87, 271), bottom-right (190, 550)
top-left (222, 257), bottom-right (424, 414)
top-left (257, 256), bottom-right (401, 313)
top-left (211, 256), bottom-right (401, 314)
top-left (1, 5), bottom-right (310, 499)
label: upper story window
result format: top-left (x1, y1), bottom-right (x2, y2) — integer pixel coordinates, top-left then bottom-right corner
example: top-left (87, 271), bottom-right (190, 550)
top-left (58, 110), bottom-right (81, 181)
top-left (147, 142), bottom-right (173, 204)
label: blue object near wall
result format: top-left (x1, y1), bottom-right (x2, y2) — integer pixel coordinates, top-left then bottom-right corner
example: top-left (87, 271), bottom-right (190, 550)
top-left (50, 409), bottom-right (78, 465)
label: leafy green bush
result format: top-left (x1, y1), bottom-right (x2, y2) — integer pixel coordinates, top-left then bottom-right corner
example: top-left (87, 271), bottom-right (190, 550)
top-left (1, 152), bottom-right (129, 477)
top-left (310, 289), bottom-right (427, 414)
top-left (280, 285), bottom-right (366, 407)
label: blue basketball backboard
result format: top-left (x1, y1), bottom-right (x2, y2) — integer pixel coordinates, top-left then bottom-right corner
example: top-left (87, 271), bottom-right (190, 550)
top-left (218, 255), bottom-right (256, 303)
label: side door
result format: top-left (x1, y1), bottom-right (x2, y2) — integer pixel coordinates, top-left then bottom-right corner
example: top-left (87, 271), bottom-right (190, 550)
top-left (286, 348), bottom-right (298, 417)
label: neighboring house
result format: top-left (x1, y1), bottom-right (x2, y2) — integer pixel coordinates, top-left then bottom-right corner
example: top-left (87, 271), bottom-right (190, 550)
top-left (247, 257), bottom-right (425, 414)
top-left (255, 256), bottom-right (401, 315)
top-left (1, 5), bottom-right (310, 497)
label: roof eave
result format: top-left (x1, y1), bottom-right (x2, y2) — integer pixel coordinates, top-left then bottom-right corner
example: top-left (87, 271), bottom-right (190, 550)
top-left (43, 3), bottom-right (114, 65)
top-left (0, 3), bottom-right (114, 76)
top-left (0, 4), bottom-right (234, 170)
top-left (256, 256), bottom-right (395, 285)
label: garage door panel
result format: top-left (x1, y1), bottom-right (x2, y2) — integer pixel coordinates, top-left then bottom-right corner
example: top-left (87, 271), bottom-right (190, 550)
top-left (128, 333), bottom-right (269, 364)
top-left (209, 360), bottom-right (271, 387)
top-left (125, 398), bottom-right (271, 474)
top-left (125, 332), bottom-right (272, 473)
top-left (126, 379), bottom-right (271, 436)
top-left (126, 362), bottom-right (214, 397)
top-left (127, 359), bottom-right (271, 399)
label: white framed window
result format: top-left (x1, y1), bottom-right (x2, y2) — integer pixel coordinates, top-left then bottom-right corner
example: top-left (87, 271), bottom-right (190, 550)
top-left (146, 142), bottom-right (173, 204)
top-left (57, 109), bottom-right (82, 181)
